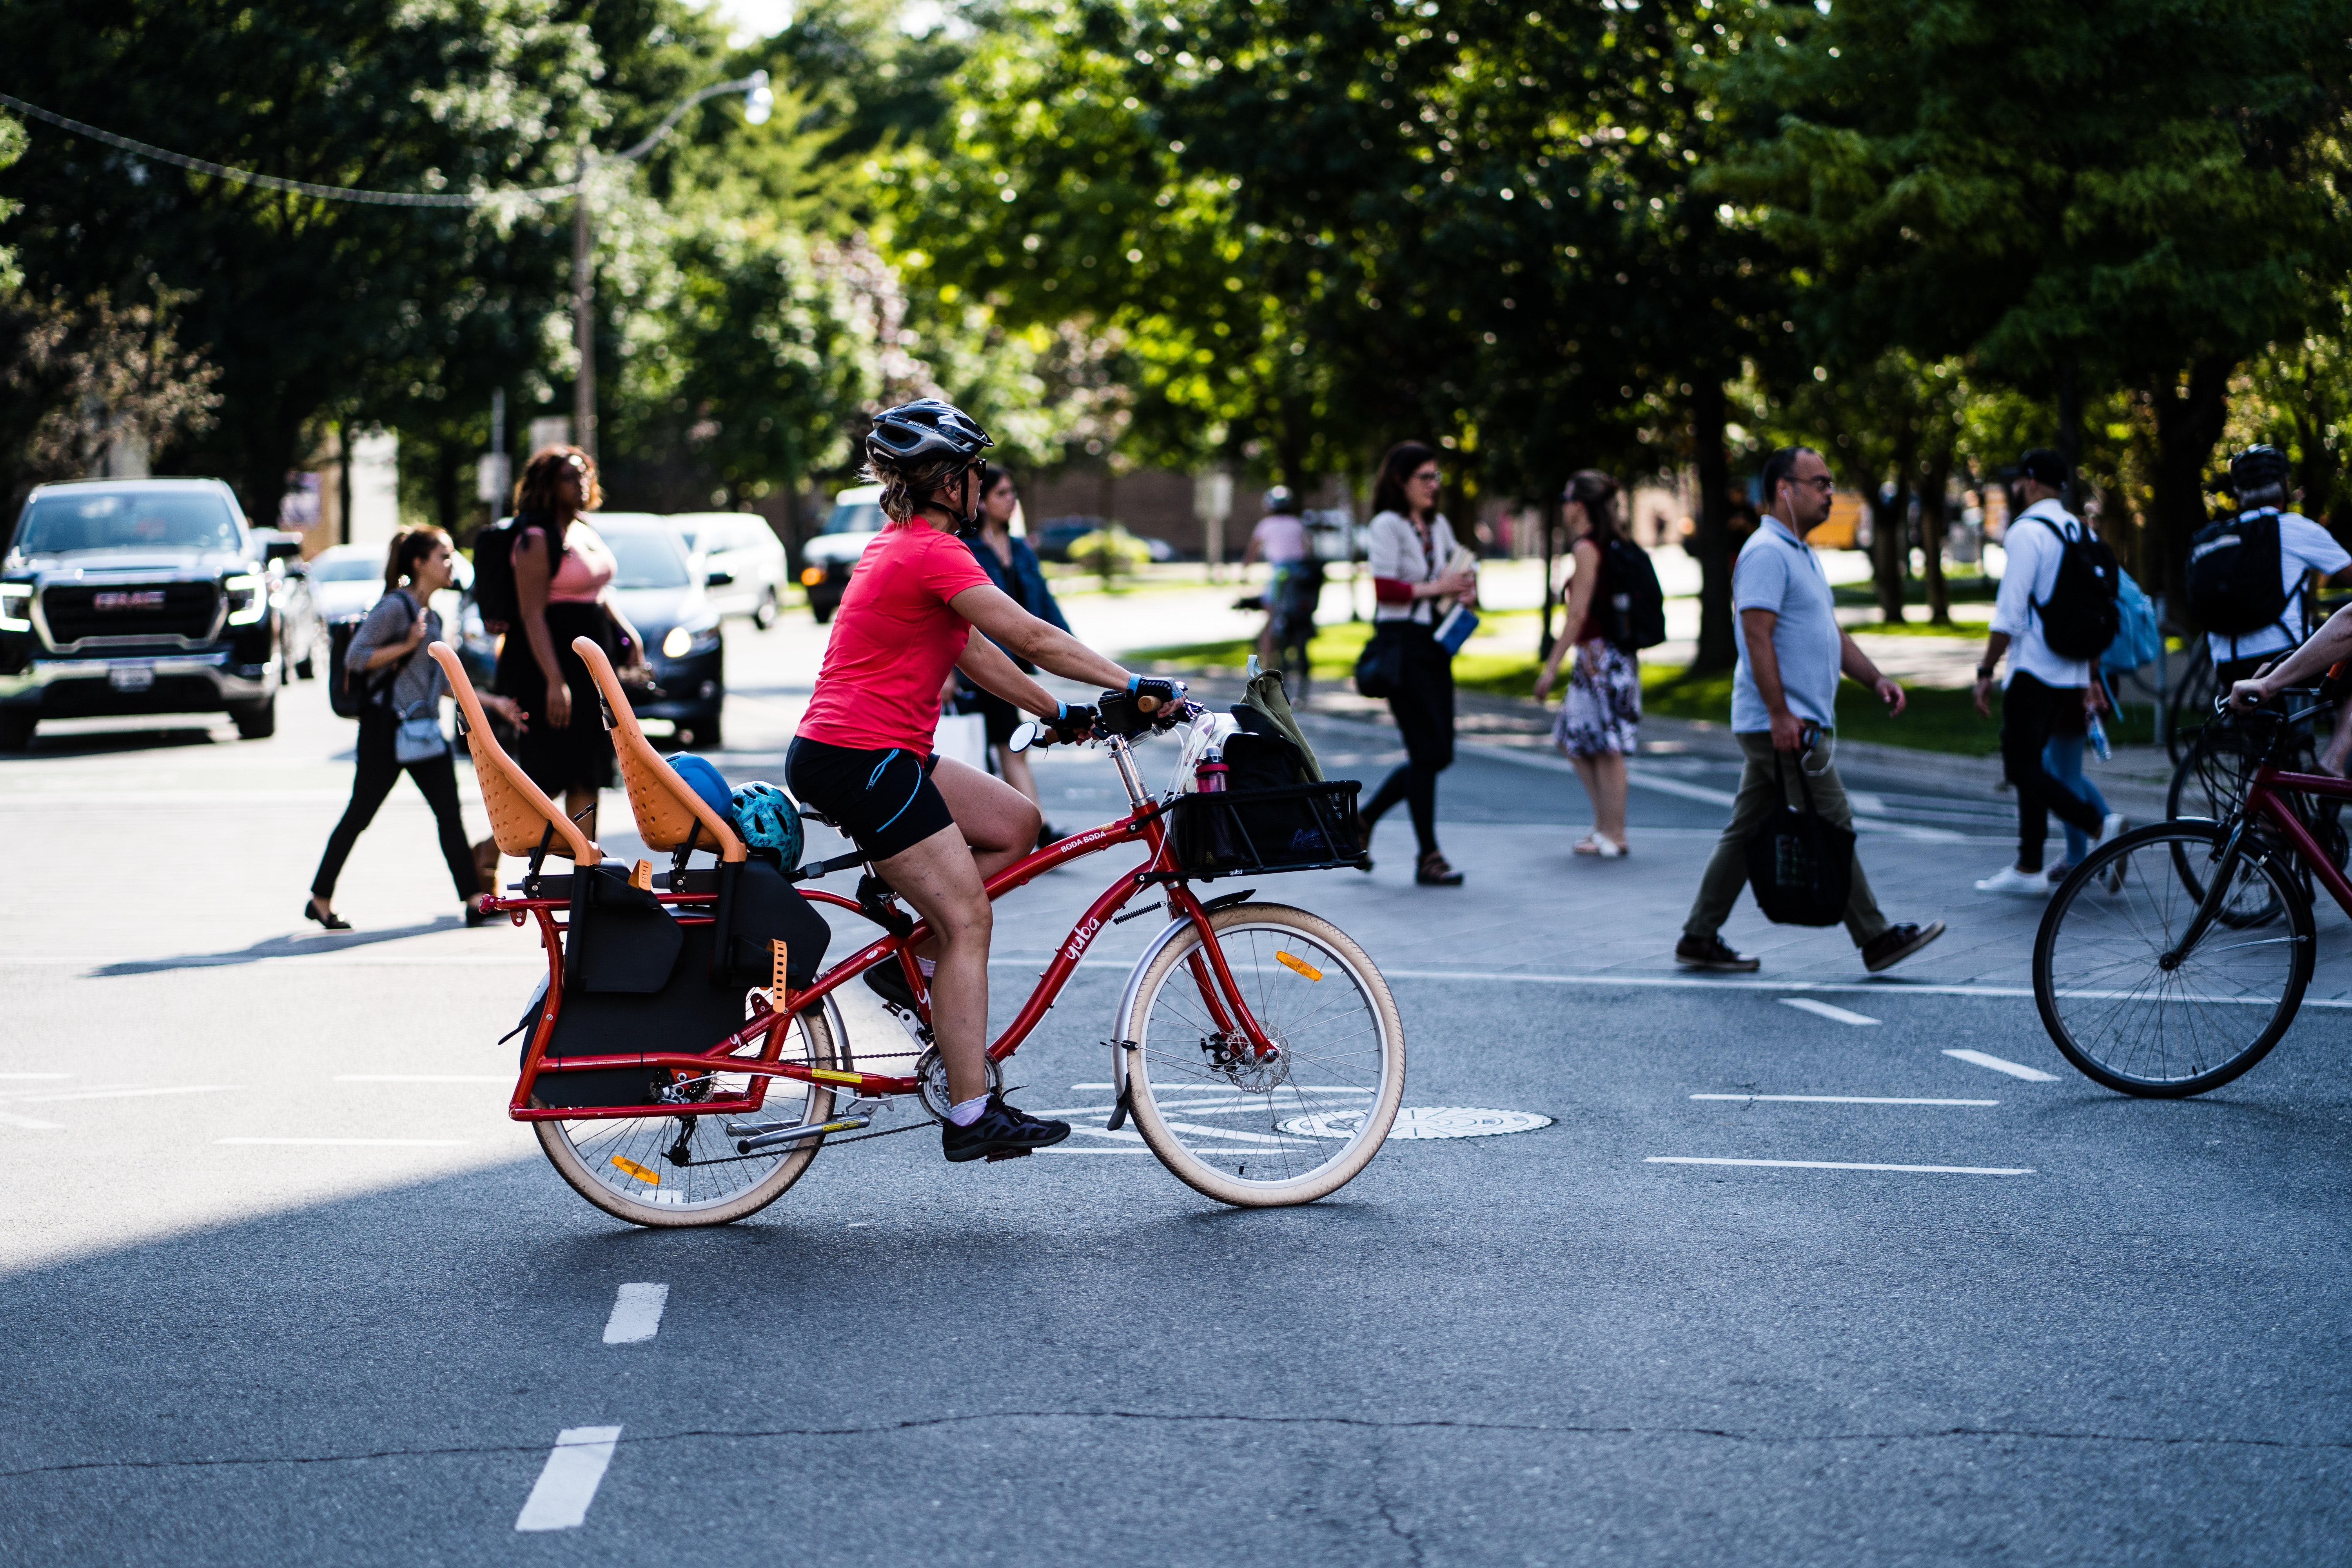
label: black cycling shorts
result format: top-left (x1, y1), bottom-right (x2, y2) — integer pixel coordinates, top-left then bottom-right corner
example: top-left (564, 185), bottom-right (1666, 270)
top-left (785, 736), bottom-right (955, 862)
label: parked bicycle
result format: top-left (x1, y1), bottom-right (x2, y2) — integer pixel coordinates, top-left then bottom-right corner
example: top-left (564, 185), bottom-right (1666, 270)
top-left (430, 637), bottom-right (1404, 1226)
top-left (2035, 690), bottom-right (2345, 1097)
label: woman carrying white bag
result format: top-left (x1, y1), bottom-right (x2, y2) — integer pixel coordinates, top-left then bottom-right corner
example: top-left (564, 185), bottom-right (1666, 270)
top-left (306, 527), bottom-right (524, 931)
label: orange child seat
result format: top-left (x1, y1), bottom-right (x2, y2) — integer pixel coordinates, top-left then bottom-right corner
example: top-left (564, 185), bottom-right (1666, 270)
top-left (425, 642), bottom-right (598, 868)
top-left (570, 636), bottom-right (746, 865)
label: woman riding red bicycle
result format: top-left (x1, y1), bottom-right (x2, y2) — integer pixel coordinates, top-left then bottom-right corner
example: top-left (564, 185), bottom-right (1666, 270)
top-left (785, 399), bottom-right (1170, 1163)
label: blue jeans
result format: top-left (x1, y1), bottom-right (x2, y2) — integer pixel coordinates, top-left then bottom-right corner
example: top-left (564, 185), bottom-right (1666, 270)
top-left (2042, 732), bottom-right (2110, 866)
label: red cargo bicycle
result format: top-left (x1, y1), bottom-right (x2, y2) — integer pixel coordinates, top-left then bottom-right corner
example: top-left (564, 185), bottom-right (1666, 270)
top-left (429, 639), bottom-right (1405, 1226)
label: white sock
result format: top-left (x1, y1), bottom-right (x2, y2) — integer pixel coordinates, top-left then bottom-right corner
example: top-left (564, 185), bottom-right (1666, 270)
top-left (947, 1093), bottom-right (990, 1127)
top-left (917, 957), bottom-right (936, 978)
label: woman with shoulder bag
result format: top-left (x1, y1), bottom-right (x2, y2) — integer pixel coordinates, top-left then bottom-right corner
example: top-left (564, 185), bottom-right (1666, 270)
top-left (494, 446), bottom-right (648, 839)
top-left (1357, 440), bottom-right (1477, 886)
top-left (1534, 470), bottom-right (1641, 858)
top-left (307, 528), bottom-right (525, 930)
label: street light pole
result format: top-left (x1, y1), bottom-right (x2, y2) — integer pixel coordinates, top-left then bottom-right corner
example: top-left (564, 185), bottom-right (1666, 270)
top-left (567, 71), bottom-right (771, 466)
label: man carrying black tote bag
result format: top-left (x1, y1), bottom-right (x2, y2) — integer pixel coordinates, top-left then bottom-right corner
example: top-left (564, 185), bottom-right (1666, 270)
top-left (1675, 446), bottom-right (1947, 975)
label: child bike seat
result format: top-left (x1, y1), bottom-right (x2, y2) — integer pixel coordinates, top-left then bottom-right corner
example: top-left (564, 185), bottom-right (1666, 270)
top-left (572, 636), bottom-right (747, 864)
top-left (426, 642), bottom-right (598, 866)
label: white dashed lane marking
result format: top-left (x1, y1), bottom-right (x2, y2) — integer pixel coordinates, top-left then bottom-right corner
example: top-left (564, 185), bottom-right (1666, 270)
top-left (1779, 998), bottom-right (1881, 1026)
top-left (0, 1111), bottom-right (65, 1130)
top-left (1647, 1156), bottom-right (2034, 1175)
top-left (1943, 1049), bottom-right (2062, 1082)
top-left (602, 1283), bottom-right (669, 1345)
top-left (1691, 1094), bottom-right (1998, 1106)
top-left (515, 1426), bottom-right (623, 1532)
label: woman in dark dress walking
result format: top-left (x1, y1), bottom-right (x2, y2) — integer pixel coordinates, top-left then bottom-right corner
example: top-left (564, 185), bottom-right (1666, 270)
top-left (493, 446), bottom-right (645, 838)
top-left (950, 463), bottom-right (1073, 846)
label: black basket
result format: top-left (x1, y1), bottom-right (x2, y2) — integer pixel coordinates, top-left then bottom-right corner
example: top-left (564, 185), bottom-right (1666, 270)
top-left (1172, 780), bottom-right (1365, 879)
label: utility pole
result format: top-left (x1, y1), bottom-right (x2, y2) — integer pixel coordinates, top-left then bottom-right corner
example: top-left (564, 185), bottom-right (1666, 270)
top-left (573, 151), bottom-right (596, 461)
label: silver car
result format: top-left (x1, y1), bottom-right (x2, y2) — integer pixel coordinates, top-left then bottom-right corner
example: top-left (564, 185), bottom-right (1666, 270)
top-left (669, 512), bottom-right (788, 630)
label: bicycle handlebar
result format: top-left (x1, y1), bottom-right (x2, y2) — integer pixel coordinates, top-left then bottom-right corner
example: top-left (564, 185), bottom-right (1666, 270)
top-left (1009, 682), bottom-right (1196, 755)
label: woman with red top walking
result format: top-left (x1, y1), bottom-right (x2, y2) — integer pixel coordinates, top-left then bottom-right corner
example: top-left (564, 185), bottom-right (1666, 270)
top-left (1358, 441), bottom-right (1477, 886)
top-left (785, 400), bottom-right (1158, 1164)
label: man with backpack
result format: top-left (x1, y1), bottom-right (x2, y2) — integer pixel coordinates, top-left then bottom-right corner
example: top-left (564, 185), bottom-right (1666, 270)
top-left (2189, 445), bottom-right (2352, 695)
top-left (1971, 449), bottom-right (2127, 895)
top-left (1674, 446), bottom-right (1946, 974)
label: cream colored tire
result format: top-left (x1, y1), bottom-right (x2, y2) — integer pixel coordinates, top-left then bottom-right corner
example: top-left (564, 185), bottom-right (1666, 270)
top-left (535, 1002), bottom-right (840, 1228)
top-left (1118, 902), bottom-right (1404, 1207)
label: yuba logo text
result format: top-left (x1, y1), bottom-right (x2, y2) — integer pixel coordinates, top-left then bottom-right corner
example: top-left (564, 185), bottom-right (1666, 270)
top-left (1063, 916), bottom-right (1102, 963)
top-left (94, 591), bottom-right (167, 611)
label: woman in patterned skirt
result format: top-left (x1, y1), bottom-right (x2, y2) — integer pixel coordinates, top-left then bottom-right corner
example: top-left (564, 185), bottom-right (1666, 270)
top-left (1534, 470), bottom-right (1641, 857)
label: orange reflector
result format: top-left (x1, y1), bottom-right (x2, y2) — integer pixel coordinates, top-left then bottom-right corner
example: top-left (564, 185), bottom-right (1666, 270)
top-left (610, 1155), bottom-right (661, 1185)
top-left (1276, 951), bottom-right (1323, 982)
top-left (800, 566), bottom-right (826, 586)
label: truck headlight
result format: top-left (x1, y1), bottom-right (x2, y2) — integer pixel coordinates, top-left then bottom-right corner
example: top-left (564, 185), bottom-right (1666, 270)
top-left (799, 566), bottom-right (825, 586)
top-left (0, 584), bottom-right (30, 633)
top-left (224, 573), bottom-right (266, 626)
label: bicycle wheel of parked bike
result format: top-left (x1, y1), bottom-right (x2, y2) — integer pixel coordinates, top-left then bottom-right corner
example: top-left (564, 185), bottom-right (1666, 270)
top-left (1119, 902), bottom-right (1405, 1208)
top-left (534, 999), bottom-right (842, 1227)
top-left (2034, 823), bottom-right (2313, 1098)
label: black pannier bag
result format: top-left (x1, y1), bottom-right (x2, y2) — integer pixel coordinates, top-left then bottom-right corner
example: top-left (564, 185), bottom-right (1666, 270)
top-left (1742, 755), bottom-right (1855, 927)
top-left (1173, 778), bottom-right (1366, 879)
top-left (534, 862), bottom-right (694, 1108)
top-left (708, 856), bottom-right (831, 989)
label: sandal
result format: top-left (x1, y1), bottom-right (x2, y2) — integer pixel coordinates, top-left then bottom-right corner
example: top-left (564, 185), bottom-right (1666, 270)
top-left (1572, 833), bottom-right (1628, 858)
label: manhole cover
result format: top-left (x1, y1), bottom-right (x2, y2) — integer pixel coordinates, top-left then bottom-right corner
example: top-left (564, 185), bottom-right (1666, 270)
top-left (1278, 1106), bottom-right (1555, 1141)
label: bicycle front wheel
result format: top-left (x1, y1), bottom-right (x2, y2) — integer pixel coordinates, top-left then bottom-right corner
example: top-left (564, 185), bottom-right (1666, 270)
top-left (534, 1000), bottom-right (842, 1227)
top-left (2034, 823), bottom-right (2313, 1097)
top-left (1120, 902), bottom-right (1405, 1208)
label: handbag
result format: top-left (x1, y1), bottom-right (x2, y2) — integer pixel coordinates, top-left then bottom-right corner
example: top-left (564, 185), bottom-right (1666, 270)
top-left (1742, 749), bottom-right (1855, 926)
top-left (393, 698), bottom-right (449, 764)
top-left (1354, 622), bottom-right (1407, 699)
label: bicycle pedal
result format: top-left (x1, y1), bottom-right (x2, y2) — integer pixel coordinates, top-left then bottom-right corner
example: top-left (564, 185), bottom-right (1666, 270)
top-left (984, 1147), bottom-right (1033, 1163)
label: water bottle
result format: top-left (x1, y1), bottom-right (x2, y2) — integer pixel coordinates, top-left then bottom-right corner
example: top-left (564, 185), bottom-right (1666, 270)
top-left (2087, 712), bottom-right (2111, 762)
top-left (1196, 746), bottom-right (1229, 793)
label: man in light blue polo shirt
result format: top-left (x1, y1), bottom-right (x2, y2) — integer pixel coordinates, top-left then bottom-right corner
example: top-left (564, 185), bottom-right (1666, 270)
top-left (1675, 445), bottom-right (1947, 974)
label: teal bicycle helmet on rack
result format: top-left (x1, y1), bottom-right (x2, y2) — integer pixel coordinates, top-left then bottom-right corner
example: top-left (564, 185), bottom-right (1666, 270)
top-left (731, 782), bottom-right (804, 871)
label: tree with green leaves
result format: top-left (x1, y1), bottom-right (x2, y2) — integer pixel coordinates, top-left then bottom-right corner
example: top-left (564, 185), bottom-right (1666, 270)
top-left (1713, 0), bottom-right (2352, 601)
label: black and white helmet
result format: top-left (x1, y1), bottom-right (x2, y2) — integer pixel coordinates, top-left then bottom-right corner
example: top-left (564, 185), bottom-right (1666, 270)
top-left (2228, 443), bottom-right (2291, 497)
top-left (865, 399), bottom-right (993, 468)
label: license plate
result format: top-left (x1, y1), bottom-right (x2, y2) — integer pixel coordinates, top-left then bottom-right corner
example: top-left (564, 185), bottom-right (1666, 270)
top-left (109, 665), bottom-right (154, 691)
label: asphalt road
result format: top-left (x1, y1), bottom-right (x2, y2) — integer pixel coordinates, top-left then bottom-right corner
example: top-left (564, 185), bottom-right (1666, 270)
top-left (3, 592), bottom-right (2348, 1565)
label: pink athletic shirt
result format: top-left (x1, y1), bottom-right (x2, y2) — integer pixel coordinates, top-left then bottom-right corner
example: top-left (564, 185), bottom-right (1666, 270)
top-left (797, 523), bottom-right (994, 753)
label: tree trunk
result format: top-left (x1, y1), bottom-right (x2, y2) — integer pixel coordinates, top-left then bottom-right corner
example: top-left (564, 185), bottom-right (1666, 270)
top-left (2148, 356), bottom-right (2235, 607)
top-left (1869, 428), bottom-right (1916, 625)
top-left (1916, 443), bottom-right (1954, 625)
top-left (1690, 377), bottom-right (1736, 672)
top-left (1538, 496), bottom-right (1559, 661)
top-left (431, 441), bottom-right (462, 536)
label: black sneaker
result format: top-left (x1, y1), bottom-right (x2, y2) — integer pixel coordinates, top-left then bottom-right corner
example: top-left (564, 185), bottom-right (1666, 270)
top-left (864, 960), bottom-right (923, 1013)
top-left (1674, 934), bottom-right (1760, 972)
top-left (942, 1094), bottom-right (1072, 1163)
top-left (1861, 920), bottom-right (1945, 975)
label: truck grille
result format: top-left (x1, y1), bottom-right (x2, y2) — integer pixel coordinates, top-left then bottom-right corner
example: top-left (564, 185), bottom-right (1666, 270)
top-left (42, 582), bottom-right (220, 644)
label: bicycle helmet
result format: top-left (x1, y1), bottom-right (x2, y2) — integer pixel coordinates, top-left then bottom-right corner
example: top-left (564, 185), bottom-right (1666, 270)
top-left (1261, 485), bottom-right (1301, 516)
top-left (864, 399), bottom-right (994, 468)
top-left (664, 753), bottom-right (734, 823)
top-left (2229, 443), bottom-right (2291, 497)
top-left (731, 781), bottom-right (804, 871)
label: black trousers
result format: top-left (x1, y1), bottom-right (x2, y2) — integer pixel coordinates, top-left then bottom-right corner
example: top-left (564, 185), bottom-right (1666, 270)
top-left (312, 713), bottom-right (478, 904)
top-left (2002, 673), bottom-right (2105, 869)
top-left (1362, 622), bottom-right (1455, 858)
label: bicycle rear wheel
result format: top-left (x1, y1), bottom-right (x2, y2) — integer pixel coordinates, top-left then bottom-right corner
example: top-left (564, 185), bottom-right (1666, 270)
top-left (2034, 823), bottom-right (2312, 1097)
top-left (1118, 902), bottom-right (1404, 1207)
top-left (534, 999), bottom-right (842, 1227)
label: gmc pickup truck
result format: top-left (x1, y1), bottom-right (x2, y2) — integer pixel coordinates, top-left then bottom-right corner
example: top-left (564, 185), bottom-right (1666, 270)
top-left (0, 477), bottom-right (286, 749)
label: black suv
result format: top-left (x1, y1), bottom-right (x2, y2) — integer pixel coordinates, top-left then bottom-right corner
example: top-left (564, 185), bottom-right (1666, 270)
top-left (0, 478), bottom-right (286, 749)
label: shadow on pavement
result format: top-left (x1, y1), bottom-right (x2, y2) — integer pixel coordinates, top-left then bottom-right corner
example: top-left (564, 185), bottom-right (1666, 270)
top-left (87, 917), bottom-right (466, 976)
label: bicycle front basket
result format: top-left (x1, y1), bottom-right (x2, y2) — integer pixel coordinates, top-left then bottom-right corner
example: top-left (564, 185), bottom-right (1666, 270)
top-left (1172, 779), bottom-right (1365, 879)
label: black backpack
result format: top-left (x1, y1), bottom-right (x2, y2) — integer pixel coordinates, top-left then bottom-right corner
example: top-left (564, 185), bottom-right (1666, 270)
top-left (469, 512), bottom-right (553, 629)
top-left (2185, 510), bottom-right (2293, 638)
top-left (1600, 535), bottom-right (1667, 652)
top-left (2027, 515), bottom-right (2122, 662)
top-left (326, 618), bottom-right (394, 719)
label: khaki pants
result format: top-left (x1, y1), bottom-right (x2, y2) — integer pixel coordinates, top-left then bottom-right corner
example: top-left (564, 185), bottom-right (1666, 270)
top-left (1682, 731), bottom-right (1890, 947)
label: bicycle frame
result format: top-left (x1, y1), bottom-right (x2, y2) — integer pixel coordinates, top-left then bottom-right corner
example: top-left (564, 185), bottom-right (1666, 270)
top-left (2237, 762), bottom-right (2352, 916)
top-left (492, 733), bottom-right (1276, 1123)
